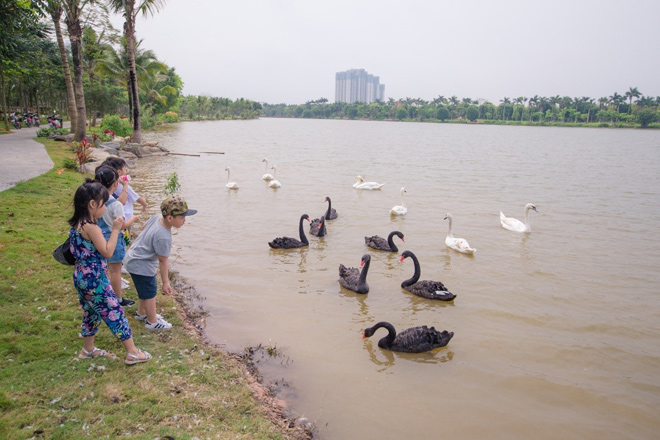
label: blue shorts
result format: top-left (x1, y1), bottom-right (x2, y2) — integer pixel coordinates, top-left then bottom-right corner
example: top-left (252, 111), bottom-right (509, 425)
top-left (103, 230), bottom-right (126, 263)
top-left (129, 273), bottom-right (158, 300)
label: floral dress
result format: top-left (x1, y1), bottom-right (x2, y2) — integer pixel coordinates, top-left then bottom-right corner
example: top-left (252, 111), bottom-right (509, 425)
top-left (70, 227), bottom-right (132, 341)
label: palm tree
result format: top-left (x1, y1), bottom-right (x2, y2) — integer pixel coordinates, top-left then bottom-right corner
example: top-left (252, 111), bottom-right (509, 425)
top-left (46, 0), bottom-right (77, 134)
top-left (62, 0), bottom-right (94, 141)
top-left (97, 39), bottom-right (166, 121)
top-left (624, 87), bottom-right (641, 114)
top-left (108, 0), bottom-right (166, 144)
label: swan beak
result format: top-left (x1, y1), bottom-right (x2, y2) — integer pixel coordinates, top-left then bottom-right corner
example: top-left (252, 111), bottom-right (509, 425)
top-left (360, 261), bottom-right (365, 268)
top-left (399, 256), bottom-right (405, 263)
top-left (443, 216), bottom-right (447, 220)
top-left (361, 332), bottom-right (366, 339)
top-left (402, 237), bottom-right (405, 242)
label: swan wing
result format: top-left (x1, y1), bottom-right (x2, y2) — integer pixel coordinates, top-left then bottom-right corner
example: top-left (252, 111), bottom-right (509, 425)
top-left (500, 211), bottom-right (525, 232)
top-left (262, 173), bottom-right (273, 181)
top-left (226, 182), bottom-right (239, 189)
top-left (390, 206), bottom-right (407, 215)
top-left (269, 180), bottom-right (281, 188)
top-left (446, 236), bottom-right (475, 254)
top-left (391, 326), bottom-right (454, 352)
top-left (365, 235), bottom-right (389, 250)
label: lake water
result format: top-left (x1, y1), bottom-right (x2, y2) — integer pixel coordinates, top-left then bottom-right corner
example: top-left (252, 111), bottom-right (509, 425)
top-left (132, 119), bottom-right (660, 439)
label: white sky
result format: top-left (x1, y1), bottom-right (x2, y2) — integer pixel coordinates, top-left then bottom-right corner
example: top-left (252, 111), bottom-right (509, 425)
top-left (113, 0), bottom-right (660, 105)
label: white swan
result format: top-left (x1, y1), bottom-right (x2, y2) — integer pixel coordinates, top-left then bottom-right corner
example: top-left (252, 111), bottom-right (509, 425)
top-left (225, 167), bottom-right (239, 189)
top-left (262, 158), bottom-right (273, 181)
top-left (444, 213), bottom-right (475, 254)
top-left (353, 175), bottom-right (384, 190)
top-left (500, 203), bottom-right (538, 232)
top-left (268, 165), bottom-right (281, 188)
top-left (390, 187), bottom-right (407, 216)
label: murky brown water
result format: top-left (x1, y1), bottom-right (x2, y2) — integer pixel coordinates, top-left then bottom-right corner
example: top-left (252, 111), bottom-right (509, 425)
top-left (132, 119), bottom-right (660, 439)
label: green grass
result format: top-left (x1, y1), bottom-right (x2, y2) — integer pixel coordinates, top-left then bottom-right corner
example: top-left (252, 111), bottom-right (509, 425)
top-left (0, 139), bottom-right (310, 439)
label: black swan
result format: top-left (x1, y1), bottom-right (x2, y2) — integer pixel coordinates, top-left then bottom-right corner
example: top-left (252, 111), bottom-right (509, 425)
top-left (399, 250), bottom-right (456, 301)
top-left (362, 321), bottom-right (453, 353)
top-left (268, 214), bottom-right (310, 249)
top-left (365, 230), bottom-right (404, 252)
top-left (323, 196), bottom-right (338, 220)
top-left (309, 216), bottom-right (327, 237)
top-left (338, 254), bottom-right (371, 294)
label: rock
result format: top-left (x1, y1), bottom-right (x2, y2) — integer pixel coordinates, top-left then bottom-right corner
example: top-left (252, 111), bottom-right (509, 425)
top-left (50, 133), bottom-right (75, 142)
top-left (79, 162), bottom-right (98, 175)
top-left (88, 148), bottom-right (111, 163)
top-left (96, 142), bottom-right (121, 156)
top-left (117, 151), bottom-right (138, 169)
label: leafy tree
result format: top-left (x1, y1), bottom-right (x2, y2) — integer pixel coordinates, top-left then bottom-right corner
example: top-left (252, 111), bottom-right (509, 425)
top-left (624, 87), bottom-right (641, 114)
top-left (636, 108), bottom-right (657, 127)
top-left (46, 0), bottom-right (77, 133)
top-left (466, 105), bottom-right (478, 122)
top-left (108, 0), bottom-right (166, 144)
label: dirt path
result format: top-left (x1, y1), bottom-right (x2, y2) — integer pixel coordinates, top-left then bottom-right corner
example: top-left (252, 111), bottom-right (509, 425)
top-left (0, 126), bottom-right (54, 192)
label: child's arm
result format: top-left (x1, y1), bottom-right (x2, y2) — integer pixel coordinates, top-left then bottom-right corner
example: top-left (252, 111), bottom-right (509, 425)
top-left (157, 255), bottom-right (172, 295)
top-left (116, 183), bottom-right (129, 205)
top-left (136, 196), bottom-right (147, 213)
top-left (121, 214), bottom-right (141, 230)
top-left (83, 217), bottom-right (123, 258)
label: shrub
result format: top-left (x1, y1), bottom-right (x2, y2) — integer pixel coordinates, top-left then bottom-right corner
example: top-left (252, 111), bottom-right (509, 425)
top-left (36, 128), bottom-right (52, 137)
top-left (164, 111), bottom-right (179, 123)
top-left (62, 158), bottom-right (78, 170)
top-left (101, 115), bottom-right (132, 137)
top-left (73, 138), bottom-right (91, 167)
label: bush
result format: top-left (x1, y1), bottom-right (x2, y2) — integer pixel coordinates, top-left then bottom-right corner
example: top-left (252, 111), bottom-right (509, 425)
top-left (36, 127), bottom-right (70, 137)
top-left (62, 158), bottom-right (78, 170)
top-left (164, 111), bottom-right (179, 123)
top-left (100, 115), bottom-right (132, 137)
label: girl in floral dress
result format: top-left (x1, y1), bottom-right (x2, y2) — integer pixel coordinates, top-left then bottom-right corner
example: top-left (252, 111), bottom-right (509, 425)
top-left (68, 179), bottom-right (150, 365)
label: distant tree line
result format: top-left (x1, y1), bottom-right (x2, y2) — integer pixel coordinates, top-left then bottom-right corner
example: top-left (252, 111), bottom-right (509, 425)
top-left (262, 88), bottom-right (660, 128)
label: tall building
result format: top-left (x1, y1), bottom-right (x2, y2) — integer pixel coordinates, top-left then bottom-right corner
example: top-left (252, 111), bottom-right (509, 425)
top-left (335, 69), bottom-right (385, 104)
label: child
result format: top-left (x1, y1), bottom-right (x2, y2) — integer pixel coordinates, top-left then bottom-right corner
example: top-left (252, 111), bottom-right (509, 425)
top-left (101, 157), bottom-right (147, 222)
top-left (94, 166), bottom-right (140, 307)
top-left (123, 196), bottom-right (197, 330)
top-left (68, 179), bottom-right (151, 365)
top-left (100, 157), bottom-right (147, 289)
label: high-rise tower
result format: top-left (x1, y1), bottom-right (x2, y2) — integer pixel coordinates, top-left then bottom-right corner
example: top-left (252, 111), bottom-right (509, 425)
top-left (335, 69), bottom-right (385, 104)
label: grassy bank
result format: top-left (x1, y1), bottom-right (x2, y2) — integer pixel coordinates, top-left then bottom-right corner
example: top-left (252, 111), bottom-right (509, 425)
top-left (0, 138), bottom-right (311, 439)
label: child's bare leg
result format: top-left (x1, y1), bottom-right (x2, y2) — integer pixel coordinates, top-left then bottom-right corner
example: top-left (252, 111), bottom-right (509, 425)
top-left (143, 298), bottom-right (158, 323)
top-left (82, 335), bottom-right (95, 352)
top-left (108, 262), bottom-right (122, 301)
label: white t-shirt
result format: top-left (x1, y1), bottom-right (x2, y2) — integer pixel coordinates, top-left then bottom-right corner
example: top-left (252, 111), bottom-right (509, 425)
top-left (100, 197), bottom-right (125, 232)
top-left (114, 183), bottom-right (140, 218)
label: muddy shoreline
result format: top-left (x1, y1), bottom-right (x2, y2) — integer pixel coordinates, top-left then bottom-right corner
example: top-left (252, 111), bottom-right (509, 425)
top-left (169, 271), bottom-right (314, 439)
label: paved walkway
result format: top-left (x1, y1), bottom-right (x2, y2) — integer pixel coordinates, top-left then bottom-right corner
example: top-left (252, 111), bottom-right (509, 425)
top-left (0, 126), bottom-right (54, 192)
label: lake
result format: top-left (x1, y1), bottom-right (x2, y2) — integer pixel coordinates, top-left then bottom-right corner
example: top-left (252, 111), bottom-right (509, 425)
top-left (131, 118), bottom-right (660, 439)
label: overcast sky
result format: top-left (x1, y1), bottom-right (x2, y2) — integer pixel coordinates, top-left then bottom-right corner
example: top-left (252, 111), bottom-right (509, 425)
top-left (114, 0), bottom-right (660, 105)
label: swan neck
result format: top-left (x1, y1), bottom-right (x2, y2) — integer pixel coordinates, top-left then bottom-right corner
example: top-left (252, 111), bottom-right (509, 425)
top-left (299, 217), bottom-right (308, 244)
top-left (359, 258), bottom-right (370, 285)
top-left (447, 216), bottom-right (453, 237)
top-left (387, 232), bottom-right (396, 251)
top-left (402, 254), bottom-right (420, 287)
top-left (325, 199), bottom-right (332, 217)
top-left (376, 322), bottom-right (396, 346)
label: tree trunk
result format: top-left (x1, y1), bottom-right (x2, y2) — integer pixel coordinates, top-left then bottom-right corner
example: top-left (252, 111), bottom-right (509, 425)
top-left (1, 64), bottom-right (10, 132)
top-left (66, 14), bottom-right (87, 141)
top-left (51, 7), bottom-right (77, 134)
top-left (124, 11), bottom-right (142, 144)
